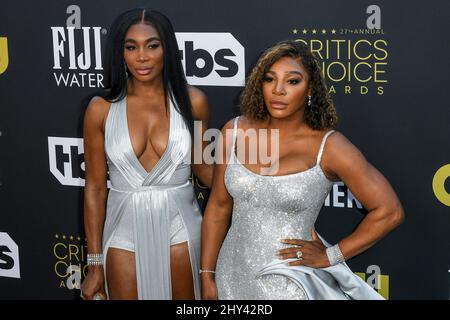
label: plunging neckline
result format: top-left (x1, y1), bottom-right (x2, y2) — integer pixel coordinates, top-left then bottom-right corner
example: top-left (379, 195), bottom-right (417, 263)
top-left (124, 96), bottom-right (172, 177)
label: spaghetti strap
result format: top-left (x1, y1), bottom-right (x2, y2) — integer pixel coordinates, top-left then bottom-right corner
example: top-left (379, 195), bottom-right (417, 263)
top-left (231, 116), bottom-right (240, 153)
top-left (316, 130), bottom-right (335, 165)
top-left (226, 116), bottom-right (240, 165)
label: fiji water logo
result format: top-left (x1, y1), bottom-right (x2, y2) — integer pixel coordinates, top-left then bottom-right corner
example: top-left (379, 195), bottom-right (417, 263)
top-left (51, 5), bottom-right (105, 88)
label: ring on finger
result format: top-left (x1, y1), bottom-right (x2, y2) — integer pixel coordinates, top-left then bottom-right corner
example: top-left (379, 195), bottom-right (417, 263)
top-left (296, 250), bottom-right (303, 259)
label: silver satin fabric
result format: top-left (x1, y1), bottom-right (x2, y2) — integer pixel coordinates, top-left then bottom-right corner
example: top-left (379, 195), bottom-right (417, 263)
top-left (101, 94), bottom-right (202, 300)
top-left (108, 190), bottom-right (189, 251)
top-left (216, 116), bottom-right (384, 300)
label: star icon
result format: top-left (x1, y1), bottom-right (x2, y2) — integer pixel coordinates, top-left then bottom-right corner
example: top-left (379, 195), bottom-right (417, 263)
top-left (293, 29), bottom-right (298, 34)
top-left (70, 236), bottom-right (74, 240)
top-left (332, 29), bottom-right (337, 34)
top-left (55, 234), bottom-right (59, 239)
top-left (312, 29), bottom-right (317, 34)
top-left (321, 29), bottom-right (327, 34)
top-left (77, 237), bottom-right (81, 241)
top-left (302, 29), bottom-right (308, 34)
top-left (62, 235), bottom-right (66, 239)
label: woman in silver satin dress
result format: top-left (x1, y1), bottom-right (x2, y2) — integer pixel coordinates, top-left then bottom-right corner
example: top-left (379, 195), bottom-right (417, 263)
top-left (201, 41), bottom-right (404, 300)
top-left (80, 9), bottom-right (212, 300)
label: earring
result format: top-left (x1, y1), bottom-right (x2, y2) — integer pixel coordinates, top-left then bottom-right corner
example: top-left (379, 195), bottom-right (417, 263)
top-left (124, 63), bottom-right (128, 76)
top-left (307, 95), bottom-right (312, 106)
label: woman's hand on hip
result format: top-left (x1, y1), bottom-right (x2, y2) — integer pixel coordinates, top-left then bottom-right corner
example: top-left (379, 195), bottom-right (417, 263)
top-left (277, 229), bottom-right (330, 268)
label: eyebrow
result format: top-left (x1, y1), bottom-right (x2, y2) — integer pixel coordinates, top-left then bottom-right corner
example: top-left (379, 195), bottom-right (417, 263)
top-left (124, 37), bottom-right (161, 43)
top-left (266, 70), bottom-right (304, 76)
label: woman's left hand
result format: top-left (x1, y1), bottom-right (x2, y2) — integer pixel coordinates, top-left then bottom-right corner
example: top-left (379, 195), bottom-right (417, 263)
top-left (277, 229), bottom-right (331, 268)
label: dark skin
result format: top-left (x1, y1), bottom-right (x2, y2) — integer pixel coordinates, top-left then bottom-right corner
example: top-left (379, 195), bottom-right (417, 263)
top-left (81, 23), bottom-right (212, 300)
top-left (200, 56), bottom-right (404, 299)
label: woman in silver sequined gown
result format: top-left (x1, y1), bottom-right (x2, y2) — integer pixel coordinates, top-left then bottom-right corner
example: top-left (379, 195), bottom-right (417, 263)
top-left (200, 41), bottom-right (404, 300)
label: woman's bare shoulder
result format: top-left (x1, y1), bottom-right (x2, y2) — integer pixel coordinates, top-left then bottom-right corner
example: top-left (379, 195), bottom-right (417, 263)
top-left (187, 85), bottom-right (209, 120)
top-left (84, 96), bottom-right (112, 129)
top-left (236, 115), bottom-right (265, 130)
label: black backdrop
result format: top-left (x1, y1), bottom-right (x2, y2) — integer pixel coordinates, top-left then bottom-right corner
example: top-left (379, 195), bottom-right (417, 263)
top-left (0, 0), bottom-right (449, 299)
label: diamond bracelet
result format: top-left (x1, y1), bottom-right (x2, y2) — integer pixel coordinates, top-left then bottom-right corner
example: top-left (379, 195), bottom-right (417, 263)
top-left (199, 269), bottom-right (216, 275)
top-left (87, 253), bottom-right (103, 266)
top-left (326, 244), bottom-right (345, 266)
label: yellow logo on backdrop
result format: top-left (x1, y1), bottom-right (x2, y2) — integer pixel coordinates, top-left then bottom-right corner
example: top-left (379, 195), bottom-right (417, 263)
top-left (432, 164), bottom-right (450, 206)
top-left (291, 6), bottom-right (388, 96)
top-left (53, 234), bottom-right (87, 289)
top-left (0, 37), bottom-right (9, 75)
top-left (355, 265), bottom-right (389, 299)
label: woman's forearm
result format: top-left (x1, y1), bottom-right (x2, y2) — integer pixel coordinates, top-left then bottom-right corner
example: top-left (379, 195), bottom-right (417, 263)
top-left (337, 204), bottom-right (404, 261)
top-left (201, 206), bottom-right (231, 272)
top-left (84, 186), bottom-right (107, 254)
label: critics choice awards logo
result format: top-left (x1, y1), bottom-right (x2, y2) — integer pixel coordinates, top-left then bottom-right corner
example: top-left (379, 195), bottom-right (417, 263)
top-left (291, 5), bottom-right (388, 96)
top-left (53, 233), bottom-right (87, 290)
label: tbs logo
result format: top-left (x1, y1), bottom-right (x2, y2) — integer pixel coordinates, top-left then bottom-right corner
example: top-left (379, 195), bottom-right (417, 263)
top-left (0, 232), bottom-right (20, 279)
top-left (176, 33), bottom-right (245, 87)
top-left (48, 137), bottom-right (85, 187)
top-left (48, 136), bottom-right (111, 187)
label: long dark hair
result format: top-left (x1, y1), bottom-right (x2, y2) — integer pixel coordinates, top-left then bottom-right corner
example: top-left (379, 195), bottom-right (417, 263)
top-left (92, 8), bottom-right (194, 134)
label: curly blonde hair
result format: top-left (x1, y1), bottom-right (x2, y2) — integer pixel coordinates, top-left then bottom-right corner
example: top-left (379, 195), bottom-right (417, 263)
top-left (240, 40), bottom-right (337, 130)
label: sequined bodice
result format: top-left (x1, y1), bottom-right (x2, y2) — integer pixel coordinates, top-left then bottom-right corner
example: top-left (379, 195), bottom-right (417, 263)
top-left (219, 117), bottom-right (335, 280)
top-left (223, 151), bottom-right (333, 267)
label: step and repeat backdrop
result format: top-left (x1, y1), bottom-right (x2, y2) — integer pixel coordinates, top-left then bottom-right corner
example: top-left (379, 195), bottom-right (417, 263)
top-left (0, 0), bottom-right (449, 299)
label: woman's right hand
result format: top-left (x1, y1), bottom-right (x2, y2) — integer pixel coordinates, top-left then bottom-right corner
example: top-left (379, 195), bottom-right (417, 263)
top-left (80, 266), bottom-right (106, 300)
top-left (201, 275), bottom-right (218, 300)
